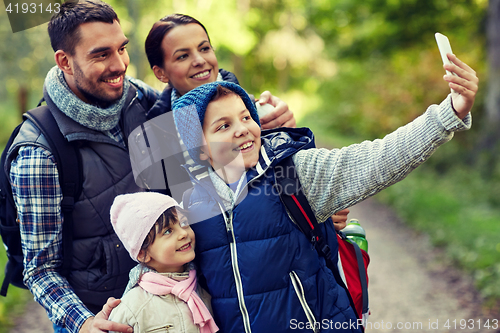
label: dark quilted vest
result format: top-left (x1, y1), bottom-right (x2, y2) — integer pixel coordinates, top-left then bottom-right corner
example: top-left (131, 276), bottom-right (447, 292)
top-left (7, 84), bottom-right (148, 313)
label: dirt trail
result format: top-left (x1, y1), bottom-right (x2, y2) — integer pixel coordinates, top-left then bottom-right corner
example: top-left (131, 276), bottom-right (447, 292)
top-left (10, 198), bottom-right (499, 332)
top-left (349, 198), bottom-right (498, 333)
top-left (10, 299), bottom-right (52, 332)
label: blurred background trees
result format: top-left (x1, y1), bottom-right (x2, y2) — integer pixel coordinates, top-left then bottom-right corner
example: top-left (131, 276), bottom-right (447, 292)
top-left (0, 0), bottom-right (489, 129)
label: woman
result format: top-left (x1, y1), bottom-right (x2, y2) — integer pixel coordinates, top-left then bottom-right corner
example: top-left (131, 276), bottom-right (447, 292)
top-left (144, 13), bottom-right (296, 129)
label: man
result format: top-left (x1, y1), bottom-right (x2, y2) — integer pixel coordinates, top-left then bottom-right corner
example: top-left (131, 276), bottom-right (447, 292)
top-left (6, 1), bottom-right (156, 332)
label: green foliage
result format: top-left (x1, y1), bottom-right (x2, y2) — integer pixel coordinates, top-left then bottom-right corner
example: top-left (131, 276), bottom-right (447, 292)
top-left (307, 34), bottom-right (486, 140)
top-left (0, 100), bottom-right (32, 332)
top-left (376, 160), bottom-right (500, 302)
top-left (0, 16), bottom-right (52, 109)
top-left (0, 246), bottom-right (32, 333)
top-left (308, 0), bottom-right (487, 59)
top-left (0, 100), bottom-right (22, 149)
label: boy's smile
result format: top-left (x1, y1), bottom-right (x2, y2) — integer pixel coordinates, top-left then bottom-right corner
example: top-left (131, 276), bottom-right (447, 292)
top-left (200, 94), bottom-right (261, 183)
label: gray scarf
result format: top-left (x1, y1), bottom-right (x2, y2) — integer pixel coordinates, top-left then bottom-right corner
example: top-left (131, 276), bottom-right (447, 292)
top-left (44, 66), bottom-right (130, 131)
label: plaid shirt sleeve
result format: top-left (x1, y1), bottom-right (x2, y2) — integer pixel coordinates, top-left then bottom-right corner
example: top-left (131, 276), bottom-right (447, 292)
top-left (9, 145), bottom-right (93, 333)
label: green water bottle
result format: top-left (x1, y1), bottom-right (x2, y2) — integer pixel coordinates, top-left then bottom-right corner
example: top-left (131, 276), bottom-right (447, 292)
top-left (342, 219), bottom-right (368, 252)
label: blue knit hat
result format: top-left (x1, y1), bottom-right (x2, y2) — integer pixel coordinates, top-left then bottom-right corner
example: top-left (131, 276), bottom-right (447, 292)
top-left (173, 81), bottom-right (260, 166)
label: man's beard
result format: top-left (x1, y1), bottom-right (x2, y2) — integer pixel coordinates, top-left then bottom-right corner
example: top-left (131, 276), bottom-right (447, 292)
top-left (73, 62), bottom-right (124, 109)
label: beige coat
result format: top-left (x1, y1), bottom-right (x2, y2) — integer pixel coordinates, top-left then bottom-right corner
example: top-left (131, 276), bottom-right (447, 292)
top-left (109, 270), bottom-right (212, 333)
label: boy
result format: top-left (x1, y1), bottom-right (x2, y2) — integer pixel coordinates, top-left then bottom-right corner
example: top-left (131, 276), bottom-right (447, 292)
top-left (171, 56), bottom-right (476, 332)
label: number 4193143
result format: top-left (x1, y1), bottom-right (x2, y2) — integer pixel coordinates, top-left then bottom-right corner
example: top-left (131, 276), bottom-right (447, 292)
top-left (5, 2), bottom-right (60, 14)
top-left (444, 319), bottom-right (498, 330)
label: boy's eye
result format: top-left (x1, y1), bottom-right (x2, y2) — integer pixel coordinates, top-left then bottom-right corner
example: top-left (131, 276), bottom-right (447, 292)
top-left (180, 219), bottom-right (190, 228)
top-left (217, 123), bottom-right (229, 131)
top-left (163, 228), bottom-right (173, 236)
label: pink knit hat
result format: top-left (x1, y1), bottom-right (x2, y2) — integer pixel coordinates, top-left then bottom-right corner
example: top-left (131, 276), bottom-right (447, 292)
top-left (110, 192), bottom-right (180, 262)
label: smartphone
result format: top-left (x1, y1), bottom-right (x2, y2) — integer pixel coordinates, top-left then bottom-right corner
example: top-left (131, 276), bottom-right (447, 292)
top-left (435, 33), bottom-right (457, 76)
top-left (435, 32), bottom-right (457, 93)
top-left (255, 102), bottom-right (274, 118)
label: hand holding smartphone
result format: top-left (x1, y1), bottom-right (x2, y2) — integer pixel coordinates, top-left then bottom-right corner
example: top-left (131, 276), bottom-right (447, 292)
top-left (255, 102), bottom-right (275, 118)
top-left (435, 32), bottom-right (457, 93)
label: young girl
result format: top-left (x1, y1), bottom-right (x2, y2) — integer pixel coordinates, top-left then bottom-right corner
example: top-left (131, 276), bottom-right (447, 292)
top-left (108, 192), bottom-right (218, 333)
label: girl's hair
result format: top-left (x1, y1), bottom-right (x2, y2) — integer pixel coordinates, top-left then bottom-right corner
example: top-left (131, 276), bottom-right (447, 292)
top-left (145, 13), bottom-right (211, 69)
top-left (137, 206), bottom-right (184, 263)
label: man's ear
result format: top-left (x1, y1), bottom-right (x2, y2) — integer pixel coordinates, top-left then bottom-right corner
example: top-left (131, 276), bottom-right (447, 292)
top-left (54, 50), bottom-right (73, 75)
top-left (153, 65), bottom-right (169, 83)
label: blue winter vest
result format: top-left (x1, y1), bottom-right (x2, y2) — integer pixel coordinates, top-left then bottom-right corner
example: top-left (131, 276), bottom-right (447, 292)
top-left (185, 128), bottom-right (361, 333)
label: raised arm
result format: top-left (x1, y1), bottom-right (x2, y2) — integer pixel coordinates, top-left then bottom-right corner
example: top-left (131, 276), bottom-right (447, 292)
top-left (294, 56), bottom-right (477, 222)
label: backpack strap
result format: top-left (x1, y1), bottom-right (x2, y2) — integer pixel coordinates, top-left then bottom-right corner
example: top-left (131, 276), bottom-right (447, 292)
top-left (352, 239), bottom-right (369, 315)
top-left (275, 155), bottom-right (360, 320)
top-left (24, 106), bottom-right (82, 277)
top-left (0, 123), bottom-right (26, 296)
top-left (338, 231), bottom-right (369, 316)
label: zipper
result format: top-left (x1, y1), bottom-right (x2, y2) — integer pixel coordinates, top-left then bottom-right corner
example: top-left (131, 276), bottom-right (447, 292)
top-left (290, 271), bottom-right (318, 332)
top-left (219, 205), bottom-right (252, 333)
top-left (188, 159), bottom-right (272, 333)
top-left (147, 324), bottom-right (173, 332)
top-left (216, 158), bottom-right (275, 333)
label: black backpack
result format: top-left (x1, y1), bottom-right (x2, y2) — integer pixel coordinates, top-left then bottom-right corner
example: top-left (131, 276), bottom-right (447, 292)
top-left (0, 105), bottom-right (81, 296)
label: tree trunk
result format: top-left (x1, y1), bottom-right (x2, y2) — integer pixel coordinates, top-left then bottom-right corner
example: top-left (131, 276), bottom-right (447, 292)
top-left (126, 0), bottom-right (143, 80)
top-left (17, 86), bottom-right (28, 120)
top-left (475, 0), bottom-right (500, 173)
top-left (485, 0), bottom-right (500, 130)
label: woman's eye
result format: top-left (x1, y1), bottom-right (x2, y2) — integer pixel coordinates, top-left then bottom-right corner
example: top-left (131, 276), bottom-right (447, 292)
top-left (177, 54), bottom-right (188, 60)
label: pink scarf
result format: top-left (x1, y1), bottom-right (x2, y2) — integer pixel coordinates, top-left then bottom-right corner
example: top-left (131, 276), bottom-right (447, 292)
top-left (139, 270), bottom-right (218, 333)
